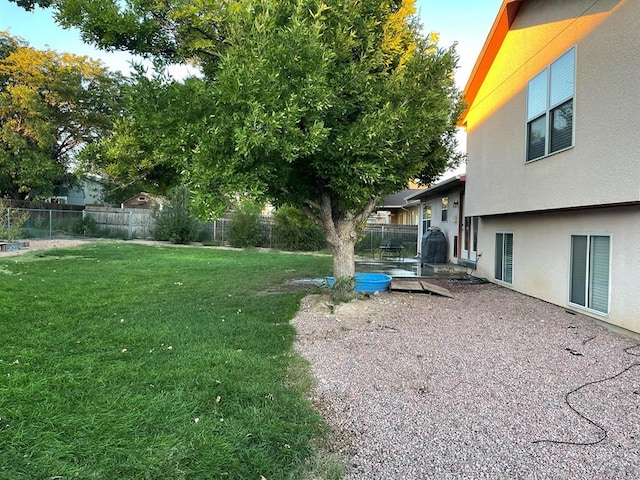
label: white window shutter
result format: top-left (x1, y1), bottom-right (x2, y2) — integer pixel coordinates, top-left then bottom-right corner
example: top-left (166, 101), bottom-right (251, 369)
top-left (527, 71), bottom-right (548, 120)
top-left (589, 236), bottom-right (610, 313)
top-left (550, 48), bottom-right (575, 107)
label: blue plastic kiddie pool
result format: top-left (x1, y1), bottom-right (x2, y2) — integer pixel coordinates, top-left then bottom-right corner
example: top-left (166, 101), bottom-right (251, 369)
top-left (326, 273), bottom-right (392, 294)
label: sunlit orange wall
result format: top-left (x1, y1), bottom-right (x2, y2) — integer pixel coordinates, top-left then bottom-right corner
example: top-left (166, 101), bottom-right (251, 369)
top-left (464, 0), bottom-right (624, 133)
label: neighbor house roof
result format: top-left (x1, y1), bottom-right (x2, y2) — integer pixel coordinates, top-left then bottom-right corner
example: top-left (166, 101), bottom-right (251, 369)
top-left (378, 188), bottom-right (424, 208)
top-left (459, 0), bottom-right (526, 126)
top-left (406, 175), bottom-right (466, 202)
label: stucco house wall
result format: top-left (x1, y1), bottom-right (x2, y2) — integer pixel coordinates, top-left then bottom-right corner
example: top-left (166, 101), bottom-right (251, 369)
top-left (411, 177), bottom-right (465, 264)
top-left (465, 0), bottom-right (639, 217)
top-left (419, 191), bottom-right (462, 262)
top-left (475, 207), bottom-right (640, 333)
top-left (462, 0), bottom-right (639, 333)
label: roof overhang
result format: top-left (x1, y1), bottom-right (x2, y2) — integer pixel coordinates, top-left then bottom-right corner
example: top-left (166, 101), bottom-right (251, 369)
top-left (406, 174), bottom-right (466, 202)
top-left (458, 0), bottom-right (527, 127)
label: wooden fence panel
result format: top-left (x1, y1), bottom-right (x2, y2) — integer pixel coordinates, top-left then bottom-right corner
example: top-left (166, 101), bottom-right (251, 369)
top-left (85, 207), bottom-right (155, 239)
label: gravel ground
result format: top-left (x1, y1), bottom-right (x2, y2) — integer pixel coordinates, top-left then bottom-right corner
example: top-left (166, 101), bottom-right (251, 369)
top-left (293, 282), bottom-right (640, 479)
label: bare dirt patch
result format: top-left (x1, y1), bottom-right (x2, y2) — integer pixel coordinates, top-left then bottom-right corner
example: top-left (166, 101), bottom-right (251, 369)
top-left (0, 238), bottom-right (90, 257)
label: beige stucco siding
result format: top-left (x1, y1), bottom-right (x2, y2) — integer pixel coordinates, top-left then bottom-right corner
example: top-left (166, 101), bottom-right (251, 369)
top-left (417, 190), bottom-right (462, 261)
top-left (474, 207), bottom-right (640, 333)
top-left (465, 0), bottom-right (639, 217)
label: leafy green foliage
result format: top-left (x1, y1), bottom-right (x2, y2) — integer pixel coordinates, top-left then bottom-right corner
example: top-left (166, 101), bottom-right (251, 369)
top-left (273, 205), bottom-right (326, 252)
top-left (77, 72), bottom-right (210, 201)
top-left (152, 185), bottom-right (198, 244)
top-left (228, 199), bottom-right (264, 248)
top-left (329, 275), bottom-right (356, 305)
top-left (70, 214), bottom-right (97, 236)
top-left (26, 0), bottom-right (463, 283)
top-left (0, 203), bottom-right (29, 241)
top-left (0, 31), bottom-right (123, 200)
top-left (0, 242), bottom-right (333, 479)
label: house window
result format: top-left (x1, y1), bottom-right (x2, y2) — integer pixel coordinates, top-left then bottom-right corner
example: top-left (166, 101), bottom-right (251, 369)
top-left (526, 47), bottom-right (575, 162)
top-left (441, 197), bottom-right (448, 222)
top-left (472, 217), bottom-right (479, 252)
top-left (422, 204), bottom-right (432, 233)
top-left (570, 235), bottom-right (610, 314)
top-left (495, 233), bottom-right (513, 284)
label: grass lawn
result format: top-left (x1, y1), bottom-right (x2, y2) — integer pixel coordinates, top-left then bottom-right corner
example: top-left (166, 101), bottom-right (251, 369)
top-left (0, 242), bottom-right (333, 479)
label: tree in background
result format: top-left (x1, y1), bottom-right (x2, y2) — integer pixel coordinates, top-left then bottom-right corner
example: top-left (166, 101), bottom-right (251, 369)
top-left (228, 199), bottom-right (265, 248)
top-left (18, 0), bottom-right (463, 294)
top-left (76, 71), bottom-right (211, 205)
top-left (152, 184), bottom-right (198, 244)
top-left (273, 205), bottom-right (326, 252)
top-left (0, 31), bottom-right (123, 200)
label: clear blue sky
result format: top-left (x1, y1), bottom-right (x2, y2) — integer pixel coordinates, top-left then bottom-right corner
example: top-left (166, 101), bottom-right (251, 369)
top-left (0, 0), bottom-right (503, 86)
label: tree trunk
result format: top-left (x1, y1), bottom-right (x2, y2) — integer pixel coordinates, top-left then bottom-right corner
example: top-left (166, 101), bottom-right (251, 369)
top-left (324, 214), bottom-right (358, 299)
top-left (330, 227), bottom-right (356, 280)
top-left (306, 192), bottom-right (377, 298)
top-left (327, 219), bottom-right (357, 303)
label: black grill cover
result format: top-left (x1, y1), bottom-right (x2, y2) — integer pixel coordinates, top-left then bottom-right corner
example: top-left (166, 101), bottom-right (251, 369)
top-left (422, 228), bottom-right (447, 264)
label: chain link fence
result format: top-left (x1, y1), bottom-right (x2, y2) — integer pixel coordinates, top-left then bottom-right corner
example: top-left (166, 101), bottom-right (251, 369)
top-left (356, 224), bottom-right (419, 258)
top-left (1, 207), bottom-right (84, 239)
top-left (2, 202), bottom-right (418, 254)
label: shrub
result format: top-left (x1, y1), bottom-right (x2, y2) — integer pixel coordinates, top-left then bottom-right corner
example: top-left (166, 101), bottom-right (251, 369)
top-left (153, 186), bottom-right (198, 244)
top-left (227, 199), bottom-right (264, 248)
top-left (273, 205), bottom-right (326, 251)
top-left (0, 205), bottom-right (29, 241)
top-left (71, 215), bottom-right (97, 236)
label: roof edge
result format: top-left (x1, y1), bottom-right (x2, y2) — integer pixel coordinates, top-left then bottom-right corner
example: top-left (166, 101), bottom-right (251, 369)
top-left (407, 174), bottom-right (466, 201)
top-left (458, 0), bottom-right (526, 126)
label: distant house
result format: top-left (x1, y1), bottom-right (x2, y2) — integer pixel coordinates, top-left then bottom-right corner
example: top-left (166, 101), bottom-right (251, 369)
top-left (121, 192), bottom-right (164, 210)
top-left (371, 188), bottom-right (423, 225)
top-left (406, 175), bottom-right (468, 265)
top-left (460, 0), bottom-right (639, 333)
top-left (47, 176), bottom-right (107, 206)
top-left (48, 184), bottom-right (85, 206)
top-left (82, 176), bottom-right (107, 206)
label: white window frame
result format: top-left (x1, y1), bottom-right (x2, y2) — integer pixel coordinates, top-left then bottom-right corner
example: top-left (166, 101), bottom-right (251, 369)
top-left (568, 233), bottom-right (611, 316)
top-left (441, 197), bottom-right (448, 222)
top-left (421, 203), bottom-right (432, 238)
top-left (495, 232), bottom-right (514, 285)
top-left (526, 47), bottom-right (576, 162)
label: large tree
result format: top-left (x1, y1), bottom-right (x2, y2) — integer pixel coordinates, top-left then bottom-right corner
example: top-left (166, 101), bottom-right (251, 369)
top-left (22, 0), bottom-right (463, 288)
top-left (0, 31), bottom-right (123, 199)
top-left (76, 70), bottom-right (212, 204)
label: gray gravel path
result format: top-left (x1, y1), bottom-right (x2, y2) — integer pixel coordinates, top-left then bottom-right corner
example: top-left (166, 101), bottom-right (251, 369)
top-left (292, 282), bottom-right (640, 479)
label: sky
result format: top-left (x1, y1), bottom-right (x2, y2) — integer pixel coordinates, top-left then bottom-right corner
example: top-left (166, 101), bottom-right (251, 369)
top-left (0, 0), bottom-right (504, 87)
top-left (0, 0), bottom-right (504, 163)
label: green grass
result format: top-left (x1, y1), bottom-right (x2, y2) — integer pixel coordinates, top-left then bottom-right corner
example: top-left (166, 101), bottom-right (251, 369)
top-left (0, 242), bottom-right (333, 479)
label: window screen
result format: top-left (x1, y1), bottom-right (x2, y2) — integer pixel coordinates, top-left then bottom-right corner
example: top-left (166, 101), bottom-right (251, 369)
top-left (495, 233), bottom-right (513, 284)
top-left (526, 48), bottom-right (575, 161)
top-left (570, 234), bottom-right (610, 314)
top-left (441, 197), bottom-right (448, 222)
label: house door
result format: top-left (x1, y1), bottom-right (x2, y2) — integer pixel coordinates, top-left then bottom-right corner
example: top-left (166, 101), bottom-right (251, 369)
top-left (462, 216), bottom-right (478, 262)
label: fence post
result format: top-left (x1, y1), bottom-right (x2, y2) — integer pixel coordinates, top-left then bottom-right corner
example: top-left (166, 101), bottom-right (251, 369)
top-left (7, 207), bottom-right (10, 232)
top-left (128, 210), bottom-right (133, 240)
top-left (49, 209), bottom-right (53, 238)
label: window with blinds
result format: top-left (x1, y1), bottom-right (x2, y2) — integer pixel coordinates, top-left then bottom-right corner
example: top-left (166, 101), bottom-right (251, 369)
top-left (495, 232), bottom-right (514, 284)
top-left (526, 48), bottom-right (575, 162)
top-left (422, 204), bottom-right (432, 234)
top-left (570, 234), bottom-right (610, 314)
top-left (441, 197), bottom-right (448, 222)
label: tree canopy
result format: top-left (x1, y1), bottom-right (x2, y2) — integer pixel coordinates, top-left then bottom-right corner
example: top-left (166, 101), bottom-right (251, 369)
top-left (0, 31), bottom-right (123, 199)
top-left (26, 0), bottom-right (463, 286)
